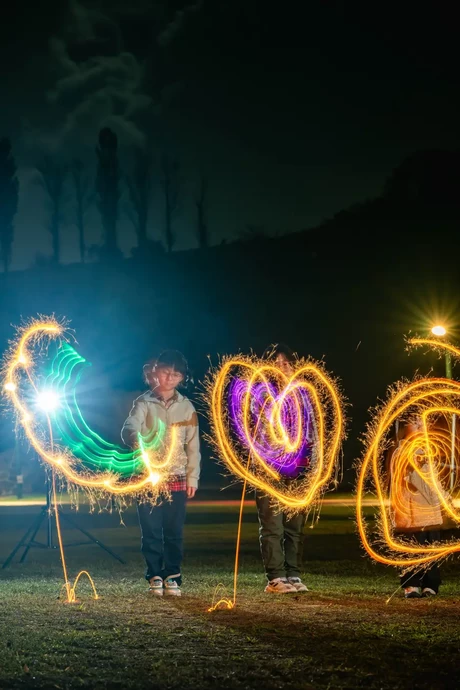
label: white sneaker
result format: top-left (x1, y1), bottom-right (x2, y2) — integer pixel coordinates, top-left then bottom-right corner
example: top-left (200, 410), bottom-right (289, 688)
top-left (264, 577), bottom-right (297, 594)
top-left (164, 576), bottom-right (181, 597)
top-left (148, 576), bottom-right (163, 596)
top-left (422, 587), bottom-right (437, 597)
top-left (404, 586), bottom-right (421, 599)
top-left (288, 577), bottom-right (309, 592)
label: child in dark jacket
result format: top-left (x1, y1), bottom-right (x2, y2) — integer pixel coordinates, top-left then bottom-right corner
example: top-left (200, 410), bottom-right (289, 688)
top-left (255, 344), bottom-right (312, 594)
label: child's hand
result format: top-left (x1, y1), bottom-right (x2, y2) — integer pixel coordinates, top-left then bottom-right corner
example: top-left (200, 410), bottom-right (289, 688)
top-left (186, 486), bottom-right (197, 499)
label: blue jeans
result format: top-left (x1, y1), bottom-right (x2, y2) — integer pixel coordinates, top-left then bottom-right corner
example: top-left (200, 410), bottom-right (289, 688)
top-left (137, 491), bottom-right (187, 584)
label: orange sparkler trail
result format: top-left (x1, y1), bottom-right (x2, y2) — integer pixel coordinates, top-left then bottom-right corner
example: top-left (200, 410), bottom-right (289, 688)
top-left (356, 337), bottom-right (460, 569)
top-left (2, 318), bottom-right (179, 498)
top-left (1, 317), bottom-right (179, 601)
top-left (207, 475), bottom-right (247, 612)
top-left (46, 401), bottom-right (98, 604)
top-left (53, 472), bottom-right (99, 603)
top-left (4, 321), bottom-right (97, 603)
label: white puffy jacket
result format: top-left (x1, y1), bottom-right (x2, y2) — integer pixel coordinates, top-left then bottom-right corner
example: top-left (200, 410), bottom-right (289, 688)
top-left (121, 390), bottom-right (201, 488)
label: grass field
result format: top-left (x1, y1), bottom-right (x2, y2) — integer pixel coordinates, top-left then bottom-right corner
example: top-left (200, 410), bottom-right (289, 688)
top-left (0, 500), bottom-right (459, 689)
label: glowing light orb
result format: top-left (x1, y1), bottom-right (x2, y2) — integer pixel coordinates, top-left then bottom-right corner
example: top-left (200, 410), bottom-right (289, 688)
top-left (356, 337), bottom-right (460, 569)
top-left (36, 389), bottom-right (60, 413)
top-left (208, 355), bottom-right (345, 510)
top-left (432, 325), bottom-right (447, 337)
top-left (1, 318), bottom-right (180, 499)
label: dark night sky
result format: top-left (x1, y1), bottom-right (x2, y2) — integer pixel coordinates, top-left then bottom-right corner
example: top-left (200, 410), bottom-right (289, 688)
top-left (1, 0), bottom-right (459, 269)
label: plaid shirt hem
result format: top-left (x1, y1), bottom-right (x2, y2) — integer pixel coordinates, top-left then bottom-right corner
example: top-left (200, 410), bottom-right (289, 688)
top-left (166, 475), bottom-right (187, 492)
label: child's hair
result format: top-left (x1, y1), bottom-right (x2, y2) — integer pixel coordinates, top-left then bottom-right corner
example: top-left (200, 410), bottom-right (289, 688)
top-left (143, 350), bottom-right (189, 386)
top-left (156, 349), bottom-right (189, 377)
top-left (262, 343), bottom-right (296, 363)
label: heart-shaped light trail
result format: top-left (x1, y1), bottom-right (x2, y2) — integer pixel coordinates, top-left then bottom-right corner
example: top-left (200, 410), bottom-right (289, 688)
top-left (356, 337), bottom-right (460, 572)
top-left (209, 356), bottom-right (345, 510)
top-left (206, 354), bottom-right (345, 612)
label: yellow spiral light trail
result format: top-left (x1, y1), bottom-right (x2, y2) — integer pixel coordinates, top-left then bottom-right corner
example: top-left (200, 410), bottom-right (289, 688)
top-left (356, 337), bottom-right (460, 569)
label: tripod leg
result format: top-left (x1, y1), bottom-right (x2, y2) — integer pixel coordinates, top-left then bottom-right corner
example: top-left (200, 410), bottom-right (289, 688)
top-left (60, 513), bottom-right (125, 564)
top-left (45, 474), bottom-right (53, 549)
top-left (2, 508), bottom-right (46, 569)
top-left (20, 508), bottom-right (49, 563)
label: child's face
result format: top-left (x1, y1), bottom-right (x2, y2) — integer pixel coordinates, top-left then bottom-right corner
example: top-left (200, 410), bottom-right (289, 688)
top-left (155, 366), bottom-right (184, 392)
top-left (275, 354), bottom-right (293, 377)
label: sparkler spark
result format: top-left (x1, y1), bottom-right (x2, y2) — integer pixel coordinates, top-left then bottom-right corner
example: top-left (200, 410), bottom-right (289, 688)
top-left (356, 337), bottom-right (460, 569)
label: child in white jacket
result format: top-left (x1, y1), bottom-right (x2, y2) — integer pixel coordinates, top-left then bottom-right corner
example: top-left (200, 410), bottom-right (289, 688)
top-left (122, 350), bottom-right (201, 597)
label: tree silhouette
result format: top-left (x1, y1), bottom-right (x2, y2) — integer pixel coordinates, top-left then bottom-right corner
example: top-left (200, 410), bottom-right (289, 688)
top-left (160, 154), bottom-right (180, 253)
top-left (71, 159), bottom-right (92, 263)
top-left (36, 156), bottom-right (67, 264)
top-left (0, 138), bottom-right (18, 272)
top-left (195, 173), bottom-right (209, 248)
top-left (96, 127), bottom-right (121, 258)
top-left (127, 151), bottom-right (153, 252)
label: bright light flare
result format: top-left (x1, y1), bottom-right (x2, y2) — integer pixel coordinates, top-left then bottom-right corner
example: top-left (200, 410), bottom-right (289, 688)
top-left (36, 389), bottom-right (60, 413)
top-left (148, 472), bottom-right (161, 486)
top-left (432, 325), bottom-right (447, 337)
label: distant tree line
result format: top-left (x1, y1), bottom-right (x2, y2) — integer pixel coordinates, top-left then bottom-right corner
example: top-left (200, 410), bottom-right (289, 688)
top-left (1, 137), bottom-right (460, 273)
top-left (0, 128), bottom-right (211, 271)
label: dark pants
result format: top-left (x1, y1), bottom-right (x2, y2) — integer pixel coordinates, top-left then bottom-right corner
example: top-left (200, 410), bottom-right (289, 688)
top-left (137, 491), bottom-right (187, 585)
top-left (399, 530), bottom-right (442, 593)
top-left (255, 491), bottom-right (306, 581)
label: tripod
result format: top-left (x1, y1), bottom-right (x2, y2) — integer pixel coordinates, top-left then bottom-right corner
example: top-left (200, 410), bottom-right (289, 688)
top-left (2, 475), bottom-right (125, 568)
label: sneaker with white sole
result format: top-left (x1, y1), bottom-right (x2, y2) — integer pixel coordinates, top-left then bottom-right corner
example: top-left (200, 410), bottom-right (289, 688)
top-left (422, 587), bottom-right (437, 597)
top-left (404, 586), bottom-right (421, 599)
top-left (164, 576), bottom-right (181, 597)
top-left (148, 576), bottom-right (163, 596)
top-left (288, 577), bottom-right (309, 592)
top-left (264, 577), bottom-right (297, 594)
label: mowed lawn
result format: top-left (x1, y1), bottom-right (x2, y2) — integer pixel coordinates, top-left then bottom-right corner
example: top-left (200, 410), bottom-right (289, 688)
top-left (0, 499), bottom-right (460, 690)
